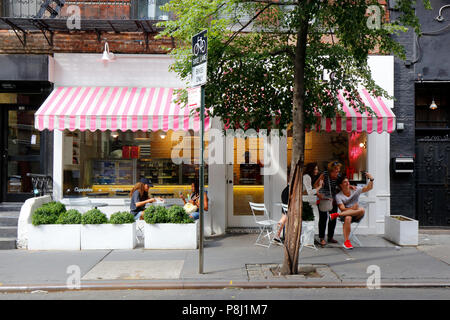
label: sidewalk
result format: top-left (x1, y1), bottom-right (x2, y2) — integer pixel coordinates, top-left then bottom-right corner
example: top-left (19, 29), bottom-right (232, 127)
top-left (0, 232), bottom-right (449, 292)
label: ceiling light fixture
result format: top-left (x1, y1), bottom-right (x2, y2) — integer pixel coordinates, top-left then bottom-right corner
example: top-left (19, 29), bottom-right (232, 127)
top-left (429, 99), bottom-right (438, 110)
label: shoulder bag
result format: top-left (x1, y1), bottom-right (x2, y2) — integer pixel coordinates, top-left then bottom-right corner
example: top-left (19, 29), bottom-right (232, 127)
top-left (318, 174), bottom-right (333, 212)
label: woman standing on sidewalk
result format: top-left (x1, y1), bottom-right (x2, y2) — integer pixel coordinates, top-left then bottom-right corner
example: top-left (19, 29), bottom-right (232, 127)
top-left (317, 161), bottom-right (342, 246)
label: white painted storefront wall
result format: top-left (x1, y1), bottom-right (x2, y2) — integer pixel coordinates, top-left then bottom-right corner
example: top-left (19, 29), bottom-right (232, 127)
top-left (50, 54), bottom-right (394, 236)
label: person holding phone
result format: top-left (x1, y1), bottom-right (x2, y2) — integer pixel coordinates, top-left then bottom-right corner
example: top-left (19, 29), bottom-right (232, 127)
top-left (330, 173), bottom-right (374, 249)
top-left (180, 180), bottom-right (208, 220)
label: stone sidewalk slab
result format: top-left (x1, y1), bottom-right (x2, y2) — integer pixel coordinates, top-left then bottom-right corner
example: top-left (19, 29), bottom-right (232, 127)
top-left (82, 260), bottom-right (184, 280)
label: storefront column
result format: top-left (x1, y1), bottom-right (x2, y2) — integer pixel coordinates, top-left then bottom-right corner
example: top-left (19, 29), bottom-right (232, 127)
top-left (207, 117), bottom-right (227, 235)
top-left (368, 132), bottom-right (391, 234)
top-left (264, 131), bottom-right (287, 223)
top-left (53, 130), bottom-right (64, 201)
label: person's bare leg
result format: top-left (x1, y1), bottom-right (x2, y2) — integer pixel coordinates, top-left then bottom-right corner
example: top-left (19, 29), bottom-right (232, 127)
top-left (276, 215), bottom-right (287, 238)
top-left (343, 216), bottom-right (352, 241)
top-left (339, 207), bottom-right (365, 218)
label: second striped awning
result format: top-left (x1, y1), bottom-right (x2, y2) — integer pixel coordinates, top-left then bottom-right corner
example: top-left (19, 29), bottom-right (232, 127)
top-left (317, 88), bottom-right (395, 133)
top-left (35, 87), bottom-right (210, 132)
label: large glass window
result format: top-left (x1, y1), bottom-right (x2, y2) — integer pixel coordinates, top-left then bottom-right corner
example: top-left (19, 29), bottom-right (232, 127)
top-left (287, 131), bottom-right (367, 182)
top-left (7, 109), bottom-right (41, 195)
top-left (63, 130), bottom-right (208, 198)
top-left (232, 135), bottom-right (264, 216)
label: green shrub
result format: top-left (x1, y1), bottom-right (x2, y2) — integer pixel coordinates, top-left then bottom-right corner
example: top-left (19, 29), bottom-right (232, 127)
top-left (144, 205), bottom-right (195, 224)
top-left (109, 211), bottom-right (135, 224)
top-left (56, 209), bottom-right (82, 224)
top-left (144, 205), bottom-right (169, 224)
top-left (302, 201), bottom-right (315, 221)
top-left (31, 207), bottom-right (58, 226)
top-left (81, 209), bottom-right (108, 224)
top-left (42, 201), bottom-right (66, 215)
top-left (167, 205), bottom-right (193, 224)
top-left (31, 201), bottom-right (67, 226)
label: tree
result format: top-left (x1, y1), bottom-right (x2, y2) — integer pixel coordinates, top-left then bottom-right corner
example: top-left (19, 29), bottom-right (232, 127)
top-left (157, 0), bottom-right (431, 274)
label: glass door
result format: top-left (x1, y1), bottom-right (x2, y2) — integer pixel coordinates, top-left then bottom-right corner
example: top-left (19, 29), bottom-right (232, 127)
top-left (1, 106), bottom-right (42, 202)
top-left (227, 134), bottom-right (265, 227)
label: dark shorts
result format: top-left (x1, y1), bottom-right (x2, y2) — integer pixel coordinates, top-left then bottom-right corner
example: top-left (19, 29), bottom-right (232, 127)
top-left (339, 214), bottom-right (364, 223)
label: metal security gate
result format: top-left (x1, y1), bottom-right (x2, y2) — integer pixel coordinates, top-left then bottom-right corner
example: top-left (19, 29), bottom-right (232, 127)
top-left (416, 137), bottom-right (450, 227)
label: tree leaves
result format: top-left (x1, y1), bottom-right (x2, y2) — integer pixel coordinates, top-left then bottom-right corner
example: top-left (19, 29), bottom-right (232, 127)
top-left (157, 0), bottom-right (428, 132)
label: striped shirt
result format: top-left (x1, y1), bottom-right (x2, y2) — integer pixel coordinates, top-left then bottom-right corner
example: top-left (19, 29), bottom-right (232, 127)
top-left (321, 171), bottom-right (341, 199)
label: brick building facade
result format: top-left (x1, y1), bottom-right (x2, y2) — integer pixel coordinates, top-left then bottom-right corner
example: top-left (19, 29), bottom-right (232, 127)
top-left (390, 0), bottom-right (450, 227)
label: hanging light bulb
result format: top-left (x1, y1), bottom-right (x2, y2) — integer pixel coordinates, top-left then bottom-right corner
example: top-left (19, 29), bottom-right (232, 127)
top-left (429, 99), bottom-right (438, 110)
top-left (160, 131), bottom-right (167, 139)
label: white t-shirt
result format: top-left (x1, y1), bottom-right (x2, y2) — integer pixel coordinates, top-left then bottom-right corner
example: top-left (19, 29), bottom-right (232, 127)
top-left (303, 174), bottom-right (318, 196)
top-left (336, 186), bottom-right (363, 208)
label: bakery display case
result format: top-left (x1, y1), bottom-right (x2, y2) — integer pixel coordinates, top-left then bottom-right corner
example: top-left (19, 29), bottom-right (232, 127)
top-left (92, 159), bottom-right (137, 186)
top-left (138, 159), bottom-right (181, 185)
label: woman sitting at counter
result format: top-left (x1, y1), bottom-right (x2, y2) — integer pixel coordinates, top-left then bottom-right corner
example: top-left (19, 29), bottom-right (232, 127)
top-left (130, 178), bottom-right (163, 220)
top-left (179, 181), bottom-right (208, 220)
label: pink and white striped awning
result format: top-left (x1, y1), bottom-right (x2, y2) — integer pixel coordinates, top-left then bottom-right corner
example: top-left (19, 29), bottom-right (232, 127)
top-left (35, 87), bottom-right (210, 132)
top-left (317, 88), bottom-right (395, 133)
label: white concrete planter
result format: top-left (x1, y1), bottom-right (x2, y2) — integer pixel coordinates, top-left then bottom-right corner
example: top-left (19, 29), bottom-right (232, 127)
top-left (144, 221), bottom-right (198, 249)
top-left (81, 223), bottom-right (136, 250)
top-left (301, 221), bottom-right (315, 246)
top-left (28, 225), bottom-right (81, 250)
top-left (384, 215), bottom-right (418, 246)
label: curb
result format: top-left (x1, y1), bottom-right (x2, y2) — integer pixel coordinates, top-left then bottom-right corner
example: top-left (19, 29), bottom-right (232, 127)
top-left (1, 281), bottom-right (450, 293)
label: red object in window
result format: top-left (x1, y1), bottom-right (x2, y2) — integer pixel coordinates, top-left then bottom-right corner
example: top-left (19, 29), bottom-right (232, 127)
top-left (131, 146), bottom-right (139, 159)
top-left (346, 167), bottom-right (355, 179)
top-left (122, 146), bottom-right (130, 159)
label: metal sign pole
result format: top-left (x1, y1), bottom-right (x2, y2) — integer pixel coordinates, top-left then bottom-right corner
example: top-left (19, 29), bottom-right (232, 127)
top-left (199, 85), bottom-right (205, 274)
top-left (191, 29), bottom-right (207, 275)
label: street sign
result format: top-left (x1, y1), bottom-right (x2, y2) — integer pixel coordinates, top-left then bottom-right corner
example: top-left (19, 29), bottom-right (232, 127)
top-left (191, 30), bottom-right (207, 87)
top-left (188, 86), bottom-right (201, 109)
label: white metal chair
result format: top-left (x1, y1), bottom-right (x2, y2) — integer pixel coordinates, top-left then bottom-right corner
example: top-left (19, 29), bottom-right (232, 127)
top-left (281, 203), bottom-right (317, 254)
top-left (338, 212), bottom-right (364, 247)
top-left (135, 219), bottom-right (145, 244)
top-left (249, 202), bottom-right (278, 248)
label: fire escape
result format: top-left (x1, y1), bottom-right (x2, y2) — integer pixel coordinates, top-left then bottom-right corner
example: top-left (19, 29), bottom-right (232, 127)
top-left (37, 0), bottom-right (66, 18)
top-left (0, 0), bottom-right (167, 48)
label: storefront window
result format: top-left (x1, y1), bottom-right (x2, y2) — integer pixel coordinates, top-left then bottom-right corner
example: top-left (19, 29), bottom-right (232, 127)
top-left (63, 130), bottom-right (208, 198)
top-left (287, 131), bottom-right (367, 182)
top-left (232, 135), bottom-right (264, 216)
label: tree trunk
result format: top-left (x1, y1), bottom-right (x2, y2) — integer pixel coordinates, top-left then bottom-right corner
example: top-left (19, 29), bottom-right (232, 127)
top-left (280, 10), bottom-right (309, 275)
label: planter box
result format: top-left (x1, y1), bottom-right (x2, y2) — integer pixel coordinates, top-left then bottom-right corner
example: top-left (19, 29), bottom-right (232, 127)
top-left (301, 221), bottom-right (315, 246)
top-left (144, 221), bottom-right (198, 249)
top-left (384, 215), bottom-right (418, 246)
top-left (28, 225), bottom-right (81, 250)
top-left (81, 223), bottom-right (136, 250)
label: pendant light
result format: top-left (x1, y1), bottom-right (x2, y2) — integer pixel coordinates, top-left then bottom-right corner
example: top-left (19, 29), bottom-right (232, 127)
top-left (429, 98), bottom-right (438, 110)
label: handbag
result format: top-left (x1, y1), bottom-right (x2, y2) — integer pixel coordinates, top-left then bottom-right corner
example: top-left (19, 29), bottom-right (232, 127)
top-left (183, 203), bottom-right (198, 214)
top-left (318, 174), bottom-right (333, 212)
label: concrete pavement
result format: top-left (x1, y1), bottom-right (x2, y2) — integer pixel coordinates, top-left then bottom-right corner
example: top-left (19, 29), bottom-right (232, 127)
top-left (0, 232), bottom-right (449, 292)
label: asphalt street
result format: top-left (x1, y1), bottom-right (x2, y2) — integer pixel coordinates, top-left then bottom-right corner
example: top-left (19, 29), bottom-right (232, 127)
top-left (1, 288), bottom-right (450, 300)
